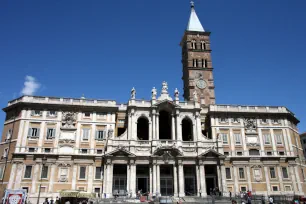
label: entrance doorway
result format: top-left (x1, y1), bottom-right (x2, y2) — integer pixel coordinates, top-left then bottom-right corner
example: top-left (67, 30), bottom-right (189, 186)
top-left (136, 165), bottom-right (149, 194)
top-left (205, 165), bottom-right (218, 195)
top-left (113, 164), bottom-right (127, 196)
top-left (184, 165), bottom-right (197, 196)
top-left (160, 165), bottom-right (173, 196)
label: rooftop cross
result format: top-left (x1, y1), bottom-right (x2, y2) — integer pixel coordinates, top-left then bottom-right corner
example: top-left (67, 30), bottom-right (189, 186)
top-left (190, 1), bottom-right (194, 8)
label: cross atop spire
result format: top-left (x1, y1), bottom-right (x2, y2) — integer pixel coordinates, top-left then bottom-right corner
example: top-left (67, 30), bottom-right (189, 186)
top-left (186, 1), bottom-right (205, 32)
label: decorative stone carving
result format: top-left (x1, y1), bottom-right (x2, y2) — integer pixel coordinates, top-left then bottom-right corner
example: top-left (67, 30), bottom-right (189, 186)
top-left (58, 176), bottom-right (68, 182)
top-left (152, 87), bottom-right (157, 99)
top-left (57, 163), bottom-right (72, 167)
top-left (116, 145), bottom-right (126, 151)
top-left (131, 87), bottom-right (136, 99)
top-left (61, 112), bottom-right (77, 129)
top-left (58, 139), bottom-right (75, 146)
top-left (244, 118), bottom-right (257, 133)
top-left (251, 165), bottom-right (262, 182)
top-left (162, 151), bottom-right (173, 164)
top-left (202, 145), bottom-right (216, 151)
top-left (161, 81), bottom-right (168, 94)
top-left (136, 147), bottom-right (151, 152)
top-left (158, 81), bottom-right (173, 101)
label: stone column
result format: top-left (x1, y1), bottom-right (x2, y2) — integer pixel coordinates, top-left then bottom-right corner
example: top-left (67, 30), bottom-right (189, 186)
top-left (217, 166), bottom-right (221, 191)
top-left (176, 115), bottom-right (182, 141)
top-left (241, 128), bottom-right (247, 155)
top-left (31, 164), bottom-right (40, 193)
top-left (269, 129), bottom-right (277, 156)
top-left (294, 166), bottom-right (302, 193)
top-left (289, 165), bottom-right (298, 192)
top-left (229, 129), bottom-right (235, 156)
top-left (87, 165), bottom-right (94, 192)
top-left (153, 163), bottom-right (157, 196)
top-left (128, 113), bottom-right (132, 140)
top-left (264, 166), bottom-right (271, 194)
top-left (196, 113), bottom-right (201, 141)
top-left (149, 165), bottom-right (153, 194)
top-left (48, 164), bottom-right (56, 193)
top-left (196, 164), bottom-right (200, 197)
top-left (233, 167), bottom-right (239, 194)
top-left (91, 125), bottom-right (96, 154)
top-left (21, 121), bottom-right (30, 153)
top-left (258, 128), bottom-right (265, 156)
top-left (246, 166), bottom-right (252, 191)
top-left (286, 129), bottom-right (294, 156)
top-left (220, 165), bottom-right (228, 195)
top-left (173, 164), bottom-right (178, 197)
top-left (127, 165), bottom-right (130, 193)
top-left (72, 164), bottom-right (77, 190)
top-left (152, 112), bottom-right (156, 140)
top-left (7, 163), bottom-right (17, 189)
top-left (75, 122), bottom-right (81, 154)
top-left (14, 164), bottom-right (23, 189)
top-left (149, 121), bottom-right (152, 141)
top-left (102, 164), bottom-right (107, 195)
top-left (199, 164), bottom-right (206, 197)
top-left (172, 114), bottom-right (176, 140)
top-left (107, 163), bottom-right (114, 198)
top-left (282, 129), bottom-right (290, 156)
top-left (157, 165), bottom-right (160, 195)
top-left (15, 120), bottom-right (24, 153)
top-left (178, 162), bottom-right (185, 197)
top-left (277, 166), bottom-right (284, 192)
top-left (130, 161), bottom-right (136, 197)
top-left (156, 114), bottom-right (159, 140)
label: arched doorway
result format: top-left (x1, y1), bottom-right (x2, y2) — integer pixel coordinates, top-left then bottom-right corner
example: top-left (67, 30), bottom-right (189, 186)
top-left (182, 118), bottom-right (193, 141)
top-left (137, 117), bottom-right (149, 140)
top-left (159, 110), bottom-right (172, 140)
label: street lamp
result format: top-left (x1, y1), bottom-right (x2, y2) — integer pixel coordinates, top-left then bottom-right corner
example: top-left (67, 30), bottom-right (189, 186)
top-left (37, 156), bottom-right (47, 204)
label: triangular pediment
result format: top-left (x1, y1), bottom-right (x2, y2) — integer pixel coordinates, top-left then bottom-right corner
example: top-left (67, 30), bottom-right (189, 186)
top-left (105, 147), bottom-right (136, 157)
top-left (199, 149), bottom-right (224, 158)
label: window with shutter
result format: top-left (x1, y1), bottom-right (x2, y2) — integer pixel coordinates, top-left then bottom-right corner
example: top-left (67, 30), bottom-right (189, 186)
top-left (47, 128), bottom-right (56, 139)
top-left (239, 168), bottom-right (245, 179)
top-left (275, 134), bottom-right (282, 144)
top-left (41, 166), bottom-right (48, 179)
top-left (79, 166), bottom-right (86, 179)
top-left (225, 168), bottom-right (231, 179)
top-left (95, 167), bottom-right (102, 179)
top-left (0, 166), bottom-right (4, 179)
top-left (282, 167), bottom-right (289, 179)
top-left (222, 133), bottom-right (228, 144)
top-left (270, 167), bottom-right (276, 179)
top-left (6, 129), bottom-right (12, 140)
top-left (24, 166), bottom-right (32, 178)
top-left (82, 129), bottom-right (89, 141)
top-left (95, 130), bottom-right (104, 140)
top-left (234, 134), bottom-right (241, 144)
top-left (264, 134), bottom-right (271, 144)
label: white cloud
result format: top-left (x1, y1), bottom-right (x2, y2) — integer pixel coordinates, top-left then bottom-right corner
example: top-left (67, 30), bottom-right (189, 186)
top-left (20, 75), bottom-right (41, 95)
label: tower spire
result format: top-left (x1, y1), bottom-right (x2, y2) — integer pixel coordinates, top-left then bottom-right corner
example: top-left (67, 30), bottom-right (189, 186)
top-left (187, 1), bottom-right (205, 32)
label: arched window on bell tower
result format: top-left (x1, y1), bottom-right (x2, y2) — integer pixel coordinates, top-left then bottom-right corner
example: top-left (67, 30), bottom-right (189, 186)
top-left (191, 40), bottom-right (196, 49)
top-left (193, 59), bottom-right (198, 67)
top-left (201, 41), bottom-right (206, 50)
top-left (202, 59), bottom-right (207, 68)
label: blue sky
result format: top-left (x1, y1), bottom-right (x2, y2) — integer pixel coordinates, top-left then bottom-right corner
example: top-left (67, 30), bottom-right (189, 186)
top-left (0, 0), bottom-right (306, 134)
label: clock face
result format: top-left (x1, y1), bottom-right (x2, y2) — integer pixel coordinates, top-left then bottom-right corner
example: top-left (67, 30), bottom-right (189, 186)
top-left (196, 79), bottom-right (207, 89)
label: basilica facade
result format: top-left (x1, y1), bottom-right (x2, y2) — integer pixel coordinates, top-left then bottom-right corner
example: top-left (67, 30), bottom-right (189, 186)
top-left (0, 3), bottom-right (305, 203)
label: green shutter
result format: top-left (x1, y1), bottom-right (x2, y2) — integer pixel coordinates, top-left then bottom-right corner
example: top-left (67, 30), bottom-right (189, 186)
top-left (27, 128), bottom-right (32, 137)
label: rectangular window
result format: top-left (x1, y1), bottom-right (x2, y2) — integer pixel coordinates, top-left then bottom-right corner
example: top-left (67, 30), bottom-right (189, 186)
top-left (28, 128), bottom-right (40, 138)
top-left (3, 148), bottom-right (8, 158)
top-left (48, 111), bottom-right (57, 117)
top-left (233, 118), bottom-right (239, 123)
top-left (278, 151), bottom-right (285, 156)
top-left (79, 167), bottom-right (86, 179)
top-left (284, 185), bottom-right (292, 191)
top-left (261, 119), bottom-right (268, 124)
top-left (240, 186), bottom-right (247, 192)
top-left (95, 130), bottom-right (105, 140)
top-left (97, 113), bottom-right (107, 119)
top-left (275, 134), bottom-right (282, 145)
top-left (264, 134), bottom-right (271, 144)
top-left (282, 167), bottom-right (289, 179)
top-left (225, 168), bottom-right (231, 179)
top-left (41, 166), bottom-right (48, 179)
top-left (24, 166), bottom-right (32, 178)
top-left (272, 186), bottom-right (278, 191)
top-left (237, 151), bottom-right (243, 156)
top-left (219, 118), bottom-right (226, 123)
top-left (44, 148), bottom-right (51, 153)
top-left (266, 151), bottom-right (272, 156)
top-left (28, 148), bottom-right (35, 152)
top-left (94, 187), bottom-right (100, 193)
top-left (40, 186), bottom-right (46, 193)
top-left (84, 112), bottom-right (91, 117)
top-left (82, 129), bottom-right (90, 141)
top-left (6, 129), bottom-right (12, 140)
top-left (239, 168), bottom-right (245, 179)
top-left (221, 133), bottom-right (228, 144)
top-left (0, 166), bottom-right (4, 179)
top-left (81, 149), bottom-right (88, 154)
top-left (270, 167), bottom-right (276, 179)
top-left (47, 128), bottom-right (56, 139)
top-left (95, 167), bottom-right (102, 179)
top-left (97, 149), bottom-right (103, 154)
top-left (234, 133), bottom-right (241, 144)
top-left (32, 110), bottom-right (42, 116)
top-left (224, 152), bottom-right (229, 156)
top-left (301, 168), bottom-right (305, 180)
top-left (22, 187), bottom-right (29, 193)
top-left (272, 119), bottom-right (280, 124)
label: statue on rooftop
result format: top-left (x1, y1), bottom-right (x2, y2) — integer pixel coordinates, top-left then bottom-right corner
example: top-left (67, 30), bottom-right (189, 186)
top-left (152, 87), bottom-right (157, 99)
top-left (131, 87), bottom-right (136, 99)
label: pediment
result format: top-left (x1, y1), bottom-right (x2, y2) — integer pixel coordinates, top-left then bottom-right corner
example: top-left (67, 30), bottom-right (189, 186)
top-left (105, 147), bottom-right (136, 157)
top-left (153, 144), bottom-right (183, 156)
top-left (155, 99), bottom-right (180, 109)
top-left (198, 149), bottom-right (224, 158)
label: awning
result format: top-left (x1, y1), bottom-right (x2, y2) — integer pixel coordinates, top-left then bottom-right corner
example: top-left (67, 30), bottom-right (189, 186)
top-left (60, 190), bottom-right (96, 198)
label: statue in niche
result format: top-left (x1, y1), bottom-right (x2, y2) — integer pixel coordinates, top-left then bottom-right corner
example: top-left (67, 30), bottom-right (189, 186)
top-left (62, 112), bottom-right (76, 128)
top-left (151, 87), bottom-right (157, 99)
top-left (131, 87), bottom-right (136, 99)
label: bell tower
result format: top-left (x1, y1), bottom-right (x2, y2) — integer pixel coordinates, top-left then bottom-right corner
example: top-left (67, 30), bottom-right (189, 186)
top-left (181, 2), bottom-right (215, 105)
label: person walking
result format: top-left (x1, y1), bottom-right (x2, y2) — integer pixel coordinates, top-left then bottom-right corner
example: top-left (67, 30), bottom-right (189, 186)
top-left (229, 191), bottom-right (232, 200)
top-left (269, 196), bottom-right (273, 204)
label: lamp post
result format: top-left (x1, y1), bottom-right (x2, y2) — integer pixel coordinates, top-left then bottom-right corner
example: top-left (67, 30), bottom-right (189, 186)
top-left (37, 156), bottom-right (47, 204)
